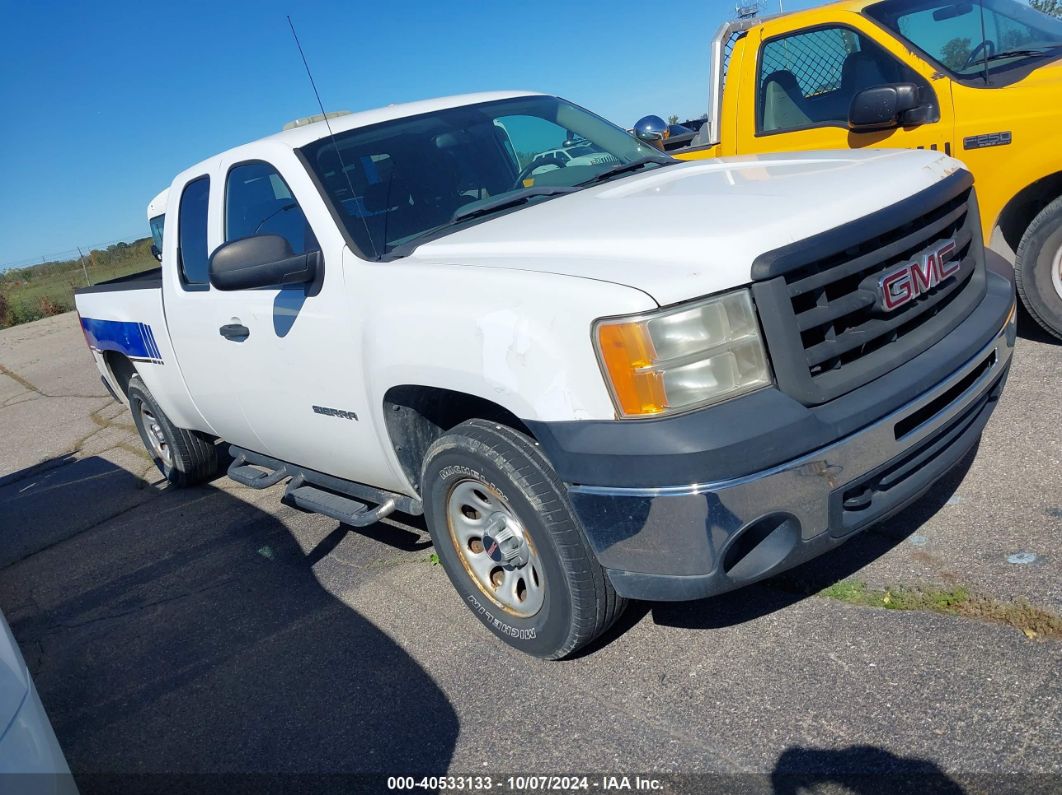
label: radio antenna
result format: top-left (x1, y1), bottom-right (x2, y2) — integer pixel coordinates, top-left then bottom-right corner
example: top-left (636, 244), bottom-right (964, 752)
top-left (287, 15), bottom-right (379, 259)
top-left (976, 0), bottom-right (990, 86)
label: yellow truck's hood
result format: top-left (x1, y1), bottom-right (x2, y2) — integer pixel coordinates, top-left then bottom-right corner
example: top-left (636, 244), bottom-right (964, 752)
top-left (991, 56), bottom-right (1062, 91)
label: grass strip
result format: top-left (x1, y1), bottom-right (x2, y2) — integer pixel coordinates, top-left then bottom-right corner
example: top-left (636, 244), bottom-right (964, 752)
top-left (817, 580), bottom-right (1061, 639)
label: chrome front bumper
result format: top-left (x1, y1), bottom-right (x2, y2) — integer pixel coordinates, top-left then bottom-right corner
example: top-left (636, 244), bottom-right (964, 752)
top-left (568, 301), bottom-right (1017, 601)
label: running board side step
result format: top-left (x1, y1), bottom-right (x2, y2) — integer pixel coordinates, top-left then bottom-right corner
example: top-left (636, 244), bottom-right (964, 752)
top-left (284, 477), bottom-right (396, 527)
top-left (227, 453), bottom-right (289, 489)
top-left (225, 445), bottom-right (422, 517)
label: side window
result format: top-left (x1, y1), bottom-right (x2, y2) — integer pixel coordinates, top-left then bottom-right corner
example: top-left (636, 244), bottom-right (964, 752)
top-left (757, 27), bottom-right (929, 134)
top-left (225, 161), bottom-right (318, 254)
top-left (177, 177), bottom-right (210, 285)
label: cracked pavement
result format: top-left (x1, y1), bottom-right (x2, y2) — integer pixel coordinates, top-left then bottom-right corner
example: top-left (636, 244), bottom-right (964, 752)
top-left (0, 311), bottom-right (1059, 793)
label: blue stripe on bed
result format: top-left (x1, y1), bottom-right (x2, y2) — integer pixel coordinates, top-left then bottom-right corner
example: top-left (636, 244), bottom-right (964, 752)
top-left (80, 317), bottom-right (164, 364)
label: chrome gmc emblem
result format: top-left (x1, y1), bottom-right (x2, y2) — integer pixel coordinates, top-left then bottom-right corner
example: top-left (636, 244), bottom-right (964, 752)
top-left (878, 239), bottom-right (959, 312)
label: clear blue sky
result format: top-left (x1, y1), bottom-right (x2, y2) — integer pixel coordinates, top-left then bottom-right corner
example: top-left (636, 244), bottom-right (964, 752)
top-left (0, 0), bottom-right (821, 268)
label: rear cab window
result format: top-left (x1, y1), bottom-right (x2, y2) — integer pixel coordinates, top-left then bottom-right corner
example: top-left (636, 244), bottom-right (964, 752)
top-left (177, 176), bottom-right (210, 287)
top-left (149, 215), bottom-right (164, 250)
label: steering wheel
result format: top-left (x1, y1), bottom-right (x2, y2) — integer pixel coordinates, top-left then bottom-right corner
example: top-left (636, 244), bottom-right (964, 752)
top-left (963, 39), bottom-right (996, 70)
top-left (514, 155), bottom-right (568, 189)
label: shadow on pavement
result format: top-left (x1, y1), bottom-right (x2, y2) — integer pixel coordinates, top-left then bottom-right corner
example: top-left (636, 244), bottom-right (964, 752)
top-left (772, 745), bottom-right (966, 794)
top-left (0, 455), bottom-right (458, 793)
top-left (645, 443), bottom-right (977, 634)
top-left (0, 454), bottom-right (159, 568)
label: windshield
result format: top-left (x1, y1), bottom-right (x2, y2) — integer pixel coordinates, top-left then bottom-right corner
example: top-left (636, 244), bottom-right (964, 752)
top-left (300, 95), bottom-right (669, 258)
top-left (866, 0), bottom-right (1062, 79)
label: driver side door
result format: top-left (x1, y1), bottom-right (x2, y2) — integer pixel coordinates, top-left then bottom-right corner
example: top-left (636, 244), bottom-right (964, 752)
top-left (737, 20), bottom-right (955, 157)
top-left (164, 155), bottom-right (379, 483)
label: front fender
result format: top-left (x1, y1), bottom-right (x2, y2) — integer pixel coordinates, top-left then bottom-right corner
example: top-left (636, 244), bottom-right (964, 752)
top-left (362, 261), bottom-right (656, 428)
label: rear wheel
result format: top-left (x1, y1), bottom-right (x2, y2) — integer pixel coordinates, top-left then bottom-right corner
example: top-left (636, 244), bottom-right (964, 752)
top-left (1015, 196), bottom-right (1062, 340)
top-left (128, 374), bottom-right (219, 487)
top-left (421, 419), bottom-right (625, 659)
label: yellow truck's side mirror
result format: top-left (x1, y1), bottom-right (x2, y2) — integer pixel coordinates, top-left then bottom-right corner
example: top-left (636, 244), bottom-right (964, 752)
top-left (848, 83), bottom-right (925, 130)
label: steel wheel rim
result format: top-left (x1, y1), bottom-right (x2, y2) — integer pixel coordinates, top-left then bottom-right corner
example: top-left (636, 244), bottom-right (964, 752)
top-left (1052, 243), bottom-right (1062, 302)
top-left (139, 405), bottom-right (172, 468)
top-left (445, 478), bottom-right (545, 618)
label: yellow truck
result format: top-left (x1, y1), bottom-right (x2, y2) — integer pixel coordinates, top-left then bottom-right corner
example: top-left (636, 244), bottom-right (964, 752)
top-left (671, 0), bottom-right (1062, 337)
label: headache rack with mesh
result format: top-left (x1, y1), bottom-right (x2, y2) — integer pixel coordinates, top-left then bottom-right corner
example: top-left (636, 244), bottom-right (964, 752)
top-left (751, 171), bottom-right (987, 406)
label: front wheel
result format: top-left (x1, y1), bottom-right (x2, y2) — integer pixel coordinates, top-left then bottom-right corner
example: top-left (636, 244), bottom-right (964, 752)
top-left (421, 420), bottom-right (625, 659)
top-left (1015, 196), bottom-right (1062, 340)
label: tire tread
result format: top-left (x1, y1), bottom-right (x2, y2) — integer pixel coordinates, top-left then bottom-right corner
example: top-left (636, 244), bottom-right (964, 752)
top-left (1015, 196), bottom-right (1062, 339)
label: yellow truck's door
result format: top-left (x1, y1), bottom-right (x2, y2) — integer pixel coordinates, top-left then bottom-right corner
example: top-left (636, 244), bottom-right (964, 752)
top-left (735, 16), bottom-right (955, 158)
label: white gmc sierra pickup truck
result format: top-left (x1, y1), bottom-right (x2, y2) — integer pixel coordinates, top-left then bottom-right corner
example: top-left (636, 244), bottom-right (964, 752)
top-left (75, 92), bottom-right (1017, 658)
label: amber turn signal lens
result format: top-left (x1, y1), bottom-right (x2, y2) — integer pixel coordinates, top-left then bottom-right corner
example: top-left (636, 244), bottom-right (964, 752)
top-left (594, 290), bottom-right (773, 418)
top-left (596, 322), bottom-right (668, 416)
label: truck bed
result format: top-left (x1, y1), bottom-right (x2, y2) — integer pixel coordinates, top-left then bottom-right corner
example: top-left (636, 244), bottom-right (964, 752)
top-left (74, 266), bottom-right (162, 295)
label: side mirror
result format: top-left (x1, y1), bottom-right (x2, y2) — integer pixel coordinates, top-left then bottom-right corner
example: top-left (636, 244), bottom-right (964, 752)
top-left (150, 243), bottom-right (162, 262)
top-left (209, 235), bottom-right (320, 291)
top-left (849, 83), bottom-right (923, 130)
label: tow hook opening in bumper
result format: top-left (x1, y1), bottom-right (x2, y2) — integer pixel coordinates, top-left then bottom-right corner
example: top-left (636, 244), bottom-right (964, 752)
top-left (721, 513), bottom-right (800, 582)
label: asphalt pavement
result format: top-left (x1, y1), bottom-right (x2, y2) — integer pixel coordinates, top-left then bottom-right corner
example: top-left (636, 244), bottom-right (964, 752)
top-left (0, 311), bottom-right (1058, 794)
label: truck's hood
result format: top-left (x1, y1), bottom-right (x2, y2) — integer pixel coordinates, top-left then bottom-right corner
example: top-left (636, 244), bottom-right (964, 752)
top-left (408, 149), bottom-right (965, 306)
top-left (991, 54), bottom-right (1062, 93)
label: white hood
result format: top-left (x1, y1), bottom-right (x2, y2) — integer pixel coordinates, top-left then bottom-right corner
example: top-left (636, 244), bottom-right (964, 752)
top-left (408, 149), bottom-right (965, 306)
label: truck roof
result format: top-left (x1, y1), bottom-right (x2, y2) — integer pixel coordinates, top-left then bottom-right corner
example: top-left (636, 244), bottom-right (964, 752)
top-left (164, 91), bottom-right (542, 202)
top-left (147, 187), bottom-right (168, 221)
top-left (744, 0), bottom-right (877, 30)
top-left (205, 91), bottom-right (542, 167)
top-left (264, 90), bottom-right (541, 148)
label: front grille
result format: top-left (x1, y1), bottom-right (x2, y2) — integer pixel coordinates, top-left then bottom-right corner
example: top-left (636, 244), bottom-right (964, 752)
top-left (751, 171), bottom-right (987, 405)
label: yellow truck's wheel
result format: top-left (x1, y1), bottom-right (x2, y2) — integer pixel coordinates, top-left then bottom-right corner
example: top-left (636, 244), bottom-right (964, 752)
top-left (1015, 197), bottom-right (1062, 340)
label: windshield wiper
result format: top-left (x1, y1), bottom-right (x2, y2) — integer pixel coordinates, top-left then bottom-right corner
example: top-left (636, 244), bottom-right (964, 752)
top-left (979, 48), bottom-right (1051, 63)
top-left (451, 186), bottom-right (578, 224)
top-left (580, 155), bottom-right (674, 186)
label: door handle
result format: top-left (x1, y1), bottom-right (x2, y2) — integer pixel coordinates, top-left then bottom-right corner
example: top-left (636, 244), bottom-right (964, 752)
top-left (219, 323), bottom-right (250, 341)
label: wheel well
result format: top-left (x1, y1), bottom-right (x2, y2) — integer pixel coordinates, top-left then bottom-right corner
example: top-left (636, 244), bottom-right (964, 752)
top-left (383, 385), bottom-right (534, 492)
top-left (993, 171), bottom-right (1062, 262)
top-left (102, 351), bottom-right (138, 398)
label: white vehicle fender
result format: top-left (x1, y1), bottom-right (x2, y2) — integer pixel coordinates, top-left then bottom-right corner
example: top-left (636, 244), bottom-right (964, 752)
top-left (361, 260), bottom-right (657, 442)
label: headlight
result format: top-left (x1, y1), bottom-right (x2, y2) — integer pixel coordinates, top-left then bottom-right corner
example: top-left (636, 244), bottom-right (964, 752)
top-left (594, 289), bottom-right (773, 418)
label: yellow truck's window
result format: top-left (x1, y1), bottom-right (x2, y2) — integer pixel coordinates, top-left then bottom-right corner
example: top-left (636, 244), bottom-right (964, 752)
top-left (865, 0), bottom-right (1062, 82)
top-left (757, 26), bottom-right (928, 134)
